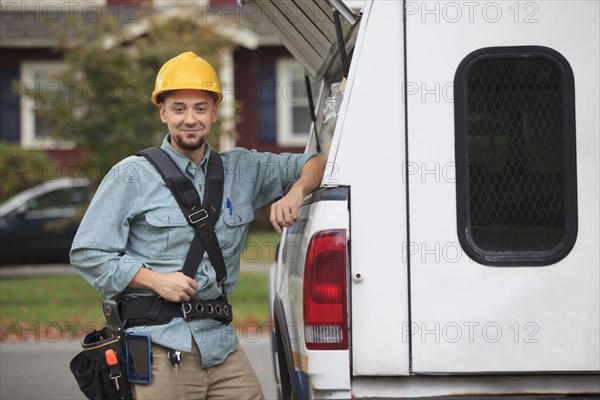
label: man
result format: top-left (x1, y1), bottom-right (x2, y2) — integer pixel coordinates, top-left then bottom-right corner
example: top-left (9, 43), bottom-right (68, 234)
top-left (70, 51), bottom-right (325, 399)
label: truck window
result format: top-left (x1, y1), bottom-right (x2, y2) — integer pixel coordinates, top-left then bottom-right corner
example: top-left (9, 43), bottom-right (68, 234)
top-left (454, 46), bottom-right (577, 266)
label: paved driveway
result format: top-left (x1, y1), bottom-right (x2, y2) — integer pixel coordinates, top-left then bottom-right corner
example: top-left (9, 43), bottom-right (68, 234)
top-left (0, 336), bottom-right (277, 400)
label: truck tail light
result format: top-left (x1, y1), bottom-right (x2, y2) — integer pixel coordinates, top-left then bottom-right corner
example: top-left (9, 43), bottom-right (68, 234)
top-left (303, 229), bottom-right (348, 350)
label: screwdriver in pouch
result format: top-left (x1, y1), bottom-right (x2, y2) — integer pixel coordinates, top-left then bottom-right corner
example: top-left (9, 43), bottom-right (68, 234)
top-left (105, 349), bottom-right (118, 365)
top-left (105, 349), bottom-right (121, 391)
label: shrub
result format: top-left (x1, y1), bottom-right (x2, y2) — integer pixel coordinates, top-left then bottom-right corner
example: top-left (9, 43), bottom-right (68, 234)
top-left (0, 142), bottom-right (54, 202)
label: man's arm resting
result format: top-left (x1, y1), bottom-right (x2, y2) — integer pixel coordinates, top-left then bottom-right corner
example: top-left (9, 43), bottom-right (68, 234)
top-left (129, 267), bottom-right (198, 302)
top-left (270, 155), bottom-right (326, 233)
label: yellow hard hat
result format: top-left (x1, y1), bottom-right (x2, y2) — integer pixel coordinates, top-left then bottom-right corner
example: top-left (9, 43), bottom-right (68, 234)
top-left (151, 51), bottom-right (223, 105)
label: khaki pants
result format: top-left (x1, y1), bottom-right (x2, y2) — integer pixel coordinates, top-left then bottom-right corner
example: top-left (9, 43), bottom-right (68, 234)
top-left (133, 342), bottom-right (264, 400)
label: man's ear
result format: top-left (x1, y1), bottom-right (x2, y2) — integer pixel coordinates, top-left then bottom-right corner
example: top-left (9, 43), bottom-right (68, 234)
top-left (159, 103), bottom-right (168, 123)
top-left (212, 104), bottom-right (218, 123)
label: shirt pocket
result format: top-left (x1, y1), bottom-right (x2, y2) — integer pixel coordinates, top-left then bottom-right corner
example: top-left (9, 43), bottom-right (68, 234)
top-left (220, 202), bottom-right (254, 258)
top-left (144, 209), bottom-right (191, 259)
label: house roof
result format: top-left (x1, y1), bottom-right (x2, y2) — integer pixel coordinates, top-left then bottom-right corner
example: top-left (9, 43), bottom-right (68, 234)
top-left (1, 10), bottom-right (60, 48)
top-left (0, 3), bottom-right (276, 50)
top-left (0, 4), bottom-right (136, 48)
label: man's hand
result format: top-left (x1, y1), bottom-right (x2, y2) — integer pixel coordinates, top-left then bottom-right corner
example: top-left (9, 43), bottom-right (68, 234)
top-left (129, 268), bottom-right (198, 302)
top-left (270, 187), bottom-right (304, 233)
top-left (270, 155), bottom-right (326, 233)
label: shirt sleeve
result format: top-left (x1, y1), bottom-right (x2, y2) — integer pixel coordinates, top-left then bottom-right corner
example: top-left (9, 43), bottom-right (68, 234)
top-left (70, 158), bottom-right (145, 299)
top-left (244, 150), bottom-right (316, 210)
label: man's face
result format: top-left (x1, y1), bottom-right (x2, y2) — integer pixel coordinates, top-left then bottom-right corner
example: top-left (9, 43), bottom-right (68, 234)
top-left (159, 89), bottom-right (218, 153)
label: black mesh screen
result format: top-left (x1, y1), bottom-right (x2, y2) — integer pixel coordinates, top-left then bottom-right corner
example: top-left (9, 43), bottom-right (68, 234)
top-left (465, 56), bottom-right (567, 254)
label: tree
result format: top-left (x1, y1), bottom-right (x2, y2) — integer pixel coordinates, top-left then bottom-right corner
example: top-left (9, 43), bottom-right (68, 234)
top-left (30, 4), bottom-right (233, 181)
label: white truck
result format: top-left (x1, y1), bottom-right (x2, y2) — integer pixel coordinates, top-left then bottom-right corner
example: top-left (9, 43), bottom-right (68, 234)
top-left (243, 0), bottom-right (600, 398)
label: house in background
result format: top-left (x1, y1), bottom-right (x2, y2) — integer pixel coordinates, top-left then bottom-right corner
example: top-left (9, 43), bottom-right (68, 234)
top-left (0, 0), bottom-right (319, 170)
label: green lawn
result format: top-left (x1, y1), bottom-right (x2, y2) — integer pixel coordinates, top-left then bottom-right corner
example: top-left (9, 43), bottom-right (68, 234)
top-left (228, 270), bottom-right (270, 328)
top-left (0, 231), bottom-right (279, 341)
top-left (0, 271), bottom-right (269, 341)
top-left (0, 275), bottom-right (105, 341)
top-left (241, 230), bottom-right (281, 263)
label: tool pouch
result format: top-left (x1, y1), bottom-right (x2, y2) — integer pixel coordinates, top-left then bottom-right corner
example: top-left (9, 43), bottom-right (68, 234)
top-left (69, 327), bottom-right (133, 400)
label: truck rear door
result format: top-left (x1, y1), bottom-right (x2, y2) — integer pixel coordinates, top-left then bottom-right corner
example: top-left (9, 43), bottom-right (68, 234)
top-left (406, 1), bottom-right (599, 373)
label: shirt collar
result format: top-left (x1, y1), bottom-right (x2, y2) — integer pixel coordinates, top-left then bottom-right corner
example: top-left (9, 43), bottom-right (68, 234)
top-left (160, 133), bottom-right (211, 174)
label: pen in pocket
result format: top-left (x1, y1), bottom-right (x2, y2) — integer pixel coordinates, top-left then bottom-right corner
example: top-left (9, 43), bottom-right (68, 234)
top-left (226, 198), bottom-right (232, 215)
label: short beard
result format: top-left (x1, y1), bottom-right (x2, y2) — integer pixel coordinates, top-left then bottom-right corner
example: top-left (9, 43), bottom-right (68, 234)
top-left (173, 135), bottom-right (205, 151)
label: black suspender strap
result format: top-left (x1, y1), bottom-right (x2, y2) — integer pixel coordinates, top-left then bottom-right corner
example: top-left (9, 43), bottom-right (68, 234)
top-left (137, 147), bottom-right (227, 292)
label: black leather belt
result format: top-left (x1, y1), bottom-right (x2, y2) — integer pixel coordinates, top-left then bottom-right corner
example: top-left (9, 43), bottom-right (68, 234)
top-left (119, 296), bottom-right (232, 328)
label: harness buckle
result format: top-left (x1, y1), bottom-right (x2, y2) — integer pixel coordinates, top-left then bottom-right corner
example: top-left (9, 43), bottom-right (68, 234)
top-left (188, 209), bottom-right (208, 224)
top-left (181, 302), bottom-right (192, 319)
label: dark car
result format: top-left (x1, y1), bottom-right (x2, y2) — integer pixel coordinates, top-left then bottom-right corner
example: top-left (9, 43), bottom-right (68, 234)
top-left (0, 178), bottom-right (91, 265)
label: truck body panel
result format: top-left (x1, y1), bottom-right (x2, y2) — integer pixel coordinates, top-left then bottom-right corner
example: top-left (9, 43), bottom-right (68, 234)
top-left (250, 0), bottom-right (600, 396)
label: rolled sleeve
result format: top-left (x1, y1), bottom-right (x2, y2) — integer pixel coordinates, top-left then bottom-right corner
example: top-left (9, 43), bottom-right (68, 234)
top-left (222, 149), bottom-right (315, 210)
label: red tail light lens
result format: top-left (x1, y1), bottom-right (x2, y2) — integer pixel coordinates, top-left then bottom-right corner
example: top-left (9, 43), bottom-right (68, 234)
top-left (303, 229), bottom-right (348, 350)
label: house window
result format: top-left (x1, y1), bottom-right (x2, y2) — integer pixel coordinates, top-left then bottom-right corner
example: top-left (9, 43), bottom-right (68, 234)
top-left (455, 46), bottom-right (577, 266)
top-left (20, 61), bottom-right (71, 149)
top-left (275, 59), bottom-right (313, 147)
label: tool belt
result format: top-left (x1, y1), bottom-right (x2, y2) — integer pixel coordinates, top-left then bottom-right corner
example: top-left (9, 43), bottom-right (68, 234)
top-left (120, 296), bottom-right (233, 328)
top-left (70, 327), bottom-right (132, 400)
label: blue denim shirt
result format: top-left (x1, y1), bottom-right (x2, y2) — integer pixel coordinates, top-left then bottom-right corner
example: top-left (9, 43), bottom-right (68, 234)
top-left (70, 135), bottom-right (315, 367)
